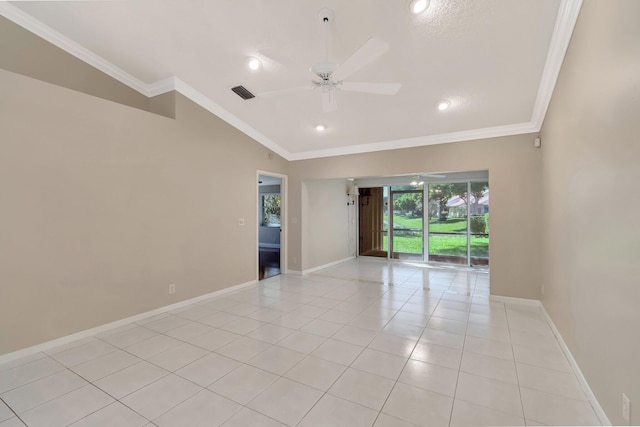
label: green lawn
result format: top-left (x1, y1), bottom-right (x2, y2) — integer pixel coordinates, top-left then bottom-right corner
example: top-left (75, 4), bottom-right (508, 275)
top-left (380, 217), bottom-right (488, 258)
top-left (384, 214), bottom-right (422, 230)
top-left (383, 234), bottom-right (488, 257)
top-left (428, 218), bottom-right (467, 233)
top-left (385, 216), bottom-right (469, 233)
top-left (383, 234), bottom-right (422, 254)
top-left (430, 235), bottom-right (489, 257)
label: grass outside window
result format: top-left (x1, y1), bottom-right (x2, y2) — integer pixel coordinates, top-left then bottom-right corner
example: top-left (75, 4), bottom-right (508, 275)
top-left (381, 217), bottom-right (488, 257)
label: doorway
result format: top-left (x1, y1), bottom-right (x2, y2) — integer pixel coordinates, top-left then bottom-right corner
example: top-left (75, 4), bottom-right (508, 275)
top-left (357, 187), bottom-right (387, 258)
top-left (357, 184), bottom-right (426, 261)
top-left (258, 173), bottom-right (285, 280)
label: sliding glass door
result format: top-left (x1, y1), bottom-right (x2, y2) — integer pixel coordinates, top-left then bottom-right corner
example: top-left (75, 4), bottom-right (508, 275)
top-left (469, 182), bottom-right (489, 266)
top-left (427, 183), bottom-right (468, 264)
top-left (427, 181), bottom-right (489, 266)
top-left (357, 179), bottom-right (489, 266)
top-left (389, 186), bottom-right (424, 260)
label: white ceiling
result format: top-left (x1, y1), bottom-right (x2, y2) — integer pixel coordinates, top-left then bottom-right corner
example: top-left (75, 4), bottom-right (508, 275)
top-left (2, 1), bottom-right (582, 160)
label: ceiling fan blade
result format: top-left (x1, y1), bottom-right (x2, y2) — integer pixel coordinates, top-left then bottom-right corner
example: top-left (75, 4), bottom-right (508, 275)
top-left (340, 81), bottom-right (401, 95)
top-left (322, 90), bottom-right (337, 112)
top-left (257, 86), bottom-right (313, 97)
top-left (331, 38), bottom-right (389, 81)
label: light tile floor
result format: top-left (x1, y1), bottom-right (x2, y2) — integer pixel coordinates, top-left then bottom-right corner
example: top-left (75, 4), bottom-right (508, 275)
top-left (0, 259), bottom-right (602, 426)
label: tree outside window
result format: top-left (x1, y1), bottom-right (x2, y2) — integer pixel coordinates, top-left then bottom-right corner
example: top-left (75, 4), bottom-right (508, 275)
top-left (262, 194), bottom-right (281, 226)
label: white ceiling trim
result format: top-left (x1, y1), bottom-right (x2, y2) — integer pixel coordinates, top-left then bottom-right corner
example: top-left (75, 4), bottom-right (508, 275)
top-left (0, 2), bottom-right (149, 95)
top-left (287, 122), bottom-right (539, 161)
top-left (171, 78), bottom-right (292, 160)
top-left (530, 0), bottom-right (584, 128)
top-left (0, 3), bottom-right (292, 160)
top-left (1, 1), bottom-right (582, 162)
top-left (125, 75), bottom-right (291, 158)
top-left (147, 77), bottom-right (177, 98)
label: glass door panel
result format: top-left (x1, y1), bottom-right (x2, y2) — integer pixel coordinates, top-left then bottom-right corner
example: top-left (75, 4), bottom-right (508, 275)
top-left (427, 183), bottom-right (468, 264)
top-left (390, 186), bottom-right (424, 260)
top-left (382, 186), bottom-right (389, 254)
top-left (469, 182), bottom-right (489, 266)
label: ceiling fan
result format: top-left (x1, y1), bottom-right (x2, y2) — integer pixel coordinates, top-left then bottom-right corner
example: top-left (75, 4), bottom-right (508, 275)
top-left (258, 8), bottom-right (401, 112)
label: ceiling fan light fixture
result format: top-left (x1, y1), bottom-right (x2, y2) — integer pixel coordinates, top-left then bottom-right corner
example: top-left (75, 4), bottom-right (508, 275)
top-left (257, 9), bottom-right (401, 112)
top-left (246, 56), bottom-right (262, 71)
top-left (436, 100), bottom-right (451, 111)
top-left (409, 0), bottom-right (430, 14)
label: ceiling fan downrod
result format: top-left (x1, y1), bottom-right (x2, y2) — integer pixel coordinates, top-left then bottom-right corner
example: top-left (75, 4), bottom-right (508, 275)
top-left (311, 8), bottom-right (338, 83)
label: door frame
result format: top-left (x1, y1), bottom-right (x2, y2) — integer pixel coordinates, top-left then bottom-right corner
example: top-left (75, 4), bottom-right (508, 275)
top-left (256, 170), bottom-right (288, 280)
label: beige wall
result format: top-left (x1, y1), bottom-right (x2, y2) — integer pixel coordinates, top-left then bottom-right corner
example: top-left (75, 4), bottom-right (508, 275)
top-left (540, 1), bottom-right (640, 424)
top-left (288, 134), bottom-right (543, 299)
top-left (300, 179), bottom-right (353, 271)
top-left (0, 69), bottom-right (287, 354)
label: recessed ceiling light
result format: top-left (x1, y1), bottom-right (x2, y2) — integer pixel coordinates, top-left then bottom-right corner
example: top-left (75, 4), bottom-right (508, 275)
top-left (436, 100), bottom-right (451, 111)
top-left (246, 56), bottom-right (262, 71)
top-left (315, 124), bottom-right (326, 132)
top-left (409, 0), bottom-right (430, 14)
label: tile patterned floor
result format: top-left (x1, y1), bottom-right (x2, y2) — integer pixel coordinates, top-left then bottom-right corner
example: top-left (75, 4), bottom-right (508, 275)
top-left (0, 259), bottom-right (602, 426)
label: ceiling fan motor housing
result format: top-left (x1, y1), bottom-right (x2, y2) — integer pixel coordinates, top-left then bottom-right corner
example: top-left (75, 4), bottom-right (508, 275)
top-left (311, 62), bottom-right (339, 81)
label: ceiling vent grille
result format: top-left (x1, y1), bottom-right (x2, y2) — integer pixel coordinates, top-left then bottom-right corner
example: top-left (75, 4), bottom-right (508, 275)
top-left (231, 85), bottom-right (255, 100)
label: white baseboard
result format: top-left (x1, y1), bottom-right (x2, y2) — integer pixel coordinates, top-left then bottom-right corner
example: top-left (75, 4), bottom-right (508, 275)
top-left (492, 295), bottom-right (610, 426)
top-left (540, 305), bottom-right (611, 426)
top-left (301, 256), bottom-right (355, 275)
top-left (489, 295), bottom-right (542, 306)
top-left (0, 279), bottom-right (258, 365)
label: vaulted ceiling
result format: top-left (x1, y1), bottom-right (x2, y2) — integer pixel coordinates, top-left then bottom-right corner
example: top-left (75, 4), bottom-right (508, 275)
top-left (1, 0), bottom-right (582, 160)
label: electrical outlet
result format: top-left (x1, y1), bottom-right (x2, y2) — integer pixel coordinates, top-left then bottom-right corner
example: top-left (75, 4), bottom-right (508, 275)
top-left (623, 393), bottom-right (631, 424)
top-left (238, 217), bottom-right (245, 226)
top-left (169, 284), bottom-right (176, 295)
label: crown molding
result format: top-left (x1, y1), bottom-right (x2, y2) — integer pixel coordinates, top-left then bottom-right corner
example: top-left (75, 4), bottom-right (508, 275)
top-left (287, 122), bottom-right (539, 161)
top-left (0, 2), bottom-right (149, 95)
top-left (1, 1), bottom-right (582, 161)
top-left (172, 78), bottom-right (292, 160)
top-left (530, 0), bottom-right (583, 128)
top-left (147, 77), bottom-right (178, 97)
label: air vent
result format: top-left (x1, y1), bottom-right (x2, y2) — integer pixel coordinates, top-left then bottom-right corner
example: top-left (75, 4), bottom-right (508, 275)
top-left (231, 85), bottom-right (255, 100)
